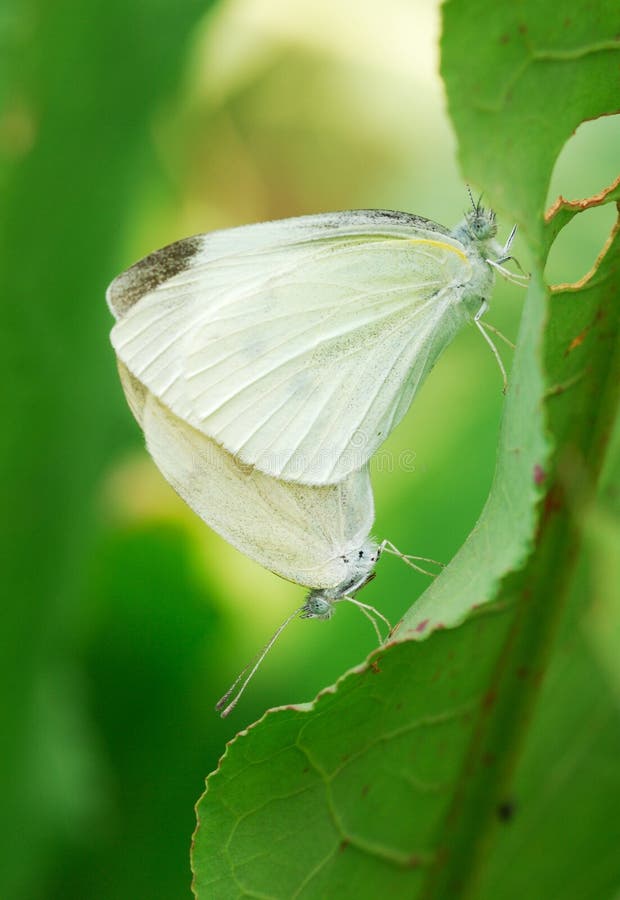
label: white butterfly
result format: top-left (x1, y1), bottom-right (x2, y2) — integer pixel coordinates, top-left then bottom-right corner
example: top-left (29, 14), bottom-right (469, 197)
top-left (108, 201), bottom-right (523, 486)
top-left (114, 362), bottom-right (435, 715)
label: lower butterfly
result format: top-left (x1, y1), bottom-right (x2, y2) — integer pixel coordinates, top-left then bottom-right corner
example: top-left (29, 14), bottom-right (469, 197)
top-left (108, 197), bottom-right (526, 487)
top-left (116, 362), bottom-right (440, 715)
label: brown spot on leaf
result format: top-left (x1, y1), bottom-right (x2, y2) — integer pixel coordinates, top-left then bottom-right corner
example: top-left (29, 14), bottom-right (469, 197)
top-left (483, 689), bottom-right (497, 710)
top-left (565, 327), bottom-right (590, 355)
top-left (339, 839), bottom-right (350, 853)
top-left (595, 305), bottom-right (607, 324)
top-left (533, 464), bottom-right (546, 485)
top-left (415, 618), bottom-right (430, 633)
top-left (497, 800), bottom-right (516, 822)
top-left (542, 484), bottom-right (564, 522)
top-left (370, 660), bottom-right (382, 674)
top-left (362, 784), bottom-right (370, 797)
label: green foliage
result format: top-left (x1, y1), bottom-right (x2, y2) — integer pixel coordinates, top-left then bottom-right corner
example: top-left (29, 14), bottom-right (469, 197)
top-left (0, 1), bottom-right (213, 897)
top-left (441, 0), bottom-right (620, 240)
top-left (192, 4), bottom-right (620, 898)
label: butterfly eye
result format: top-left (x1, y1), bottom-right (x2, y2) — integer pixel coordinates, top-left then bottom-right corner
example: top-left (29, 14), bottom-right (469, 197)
top-left (467, 207), bottom-right (498, 240)
top-left (303, 595), bottom-right (334, 619)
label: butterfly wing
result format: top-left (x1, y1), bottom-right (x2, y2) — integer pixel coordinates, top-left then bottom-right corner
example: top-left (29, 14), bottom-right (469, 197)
top-left (109, 210), bottom-right (474, 484)
top-left (141, 391), bottom-right (375, 590)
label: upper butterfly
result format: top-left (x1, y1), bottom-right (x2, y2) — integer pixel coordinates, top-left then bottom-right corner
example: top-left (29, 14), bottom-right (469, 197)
top-left (108, 202), bottom-right (523, 485)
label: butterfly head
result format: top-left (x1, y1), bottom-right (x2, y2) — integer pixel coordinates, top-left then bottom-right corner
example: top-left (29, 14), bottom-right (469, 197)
top-left (302, 539), bottom-right (379, 618)
top-left (452, 190), bottom-right (499, 253)
top-left (464, 197), bottom-right (498, 243)
top-left (301, 593), bottom-right (335, 620)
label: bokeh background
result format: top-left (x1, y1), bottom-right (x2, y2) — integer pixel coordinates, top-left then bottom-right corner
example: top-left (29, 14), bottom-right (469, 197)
top-left (3, 0), bottom-right (619, 897)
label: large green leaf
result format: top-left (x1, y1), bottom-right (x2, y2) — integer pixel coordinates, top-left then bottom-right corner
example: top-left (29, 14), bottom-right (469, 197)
top-left (441, 0), bottom-right (620, 241)
top-left (192, 4), bottom-right (620, 896)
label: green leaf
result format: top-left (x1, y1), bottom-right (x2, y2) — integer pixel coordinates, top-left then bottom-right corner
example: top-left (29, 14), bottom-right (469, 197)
top-left (441, 0), bottom-right (620, 243)
top-left (192, 4), bottom-right (620, 896)
top-left (398, 269), bottom-right (547, 635)
top-left (193, 611), bottom-right (514, 898)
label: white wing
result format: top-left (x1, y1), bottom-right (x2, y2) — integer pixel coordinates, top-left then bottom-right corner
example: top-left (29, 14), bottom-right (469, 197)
top-left (109, 210), bottom-right (475, 484)
top-left (141, 391), bottom-right (375, 590)
top-left (117, 361), bottom-right (147, 427)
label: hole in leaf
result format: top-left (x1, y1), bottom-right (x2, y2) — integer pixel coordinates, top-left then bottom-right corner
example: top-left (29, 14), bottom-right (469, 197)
top-left (545, 203), bottom-right (616, 286)
top-left (546, 114), bottom-right (620, 206)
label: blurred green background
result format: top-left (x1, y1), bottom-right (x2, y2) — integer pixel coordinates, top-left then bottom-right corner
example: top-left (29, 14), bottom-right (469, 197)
top-left (2, 0), bottom-right (618, 897)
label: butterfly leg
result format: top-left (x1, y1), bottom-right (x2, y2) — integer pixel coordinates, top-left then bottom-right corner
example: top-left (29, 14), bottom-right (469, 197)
top-left (487, 258), bottom-right (530, 285)
top-left (378, 539), bottom-right (444, 577)
top-left (481, 320), bottom-right (515, 350)
top-left (501, 223), bottom-right (517, 256)
top-left (345, 595), bottom-right (392, 643)
top-left (474, 310), bottom-right (509, 394)
top-left (496, 228), bottom-right (529, 279)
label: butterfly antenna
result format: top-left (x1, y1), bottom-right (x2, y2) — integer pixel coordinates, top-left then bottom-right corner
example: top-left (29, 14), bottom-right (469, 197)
top-left (466, 184), bottom-right (476, 212)
top-left (216, 603), bottom-right (306, 718)
top-left (379, 539), bottom-right (444, 577)
top-left (345, 596), bottom-right (392, 643)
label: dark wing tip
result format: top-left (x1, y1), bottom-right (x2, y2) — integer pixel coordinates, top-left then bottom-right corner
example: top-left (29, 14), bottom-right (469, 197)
top-left (106, 234), bottom-right (203, 319)
top-left (351, 209), bottom-right (450, 235)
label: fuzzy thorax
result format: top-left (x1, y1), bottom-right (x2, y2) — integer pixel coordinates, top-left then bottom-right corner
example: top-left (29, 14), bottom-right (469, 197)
top-left (301, 538), bottom-right (380, 619)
